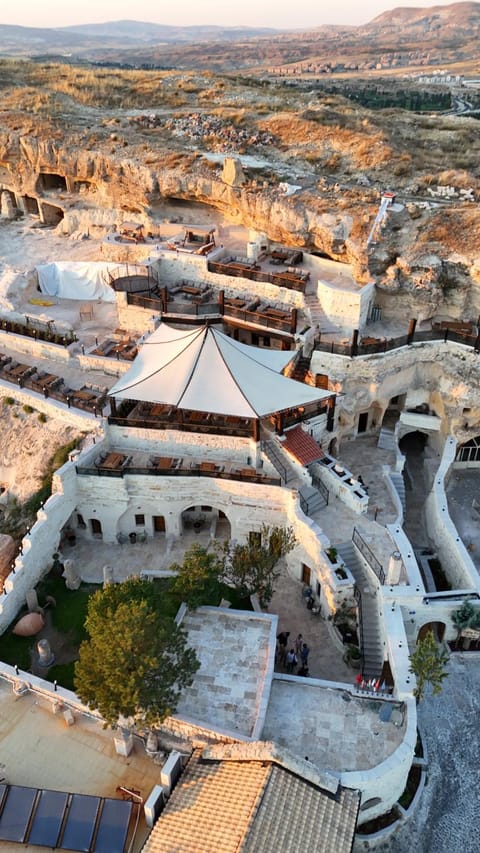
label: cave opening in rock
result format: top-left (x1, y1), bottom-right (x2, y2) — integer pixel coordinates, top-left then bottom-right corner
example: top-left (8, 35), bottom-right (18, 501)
top-left (41, 202), bottom-right (64, 226)
top-left (36, 172), bottom-right (67, 193)
top-left (24, 195), bottom-right (40, 216)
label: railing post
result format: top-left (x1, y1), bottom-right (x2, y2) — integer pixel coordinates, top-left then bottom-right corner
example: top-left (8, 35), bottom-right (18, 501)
top-left (407, 318), bottom-right (417, 345)
top-left (351, 329), bottom-right (359, 358)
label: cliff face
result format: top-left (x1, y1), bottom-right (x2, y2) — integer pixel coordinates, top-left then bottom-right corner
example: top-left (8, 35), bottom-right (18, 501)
top-left (1, 130), bottom-right (479, 313)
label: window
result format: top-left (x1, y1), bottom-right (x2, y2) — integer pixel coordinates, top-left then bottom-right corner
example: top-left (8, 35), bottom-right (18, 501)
top-left (135, 514), bottom-right (145, 526)
top-left (262, 336), bottom-right (271, 347)
top-left (76, 513), bottom-right (86, 528)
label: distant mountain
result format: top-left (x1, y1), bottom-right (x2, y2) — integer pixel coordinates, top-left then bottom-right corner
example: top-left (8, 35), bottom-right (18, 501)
top-left (0, 3), bottom-right (479, 68)
top-left (368, 0), bottom-right (480, 29)
top-left (0, 20), bottom-right (281, 57)
top-left (58, 20), bottom-right (279, 43)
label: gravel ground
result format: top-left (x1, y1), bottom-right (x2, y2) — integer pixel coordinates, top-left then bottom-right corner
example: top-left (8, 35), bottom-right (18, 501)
top-left (361, 654), bottom-right (480, 853)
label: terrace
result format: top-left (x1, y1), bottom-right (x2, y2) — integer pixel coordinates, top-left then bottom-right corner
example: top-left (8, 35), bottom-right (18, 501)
top-left (76, 447), bottom-right (281, 486)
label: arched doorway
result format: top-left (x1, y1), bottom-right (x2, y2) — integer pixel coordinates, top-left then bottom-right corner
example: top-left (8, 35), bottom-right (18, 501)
top-left (417, 621), bottom-right (446, 643)
top-left (456, 436), bottom-right (480, 463)
top-left (181, 504), bottom-right (231, 541)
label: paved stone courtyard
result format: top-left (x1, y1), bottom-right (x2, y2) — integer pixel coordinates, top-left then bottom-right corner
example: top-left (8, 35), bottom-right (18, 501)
top-left (177, 608), bottom-right (274, 738)
top-left (263, 679), bottom-right (406, 773)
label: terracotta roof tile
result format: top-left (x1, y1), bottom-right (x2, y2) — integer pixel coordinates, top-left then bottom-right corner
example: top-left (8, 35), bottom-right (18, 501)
top-left (142, 751), bottom-right (269, 853)
top-left (242, 765), bottom-right (360, 853)
top-left (282, 425), bottom-right (325, 466)
top-left (143, 751), bottom-right (360, 853)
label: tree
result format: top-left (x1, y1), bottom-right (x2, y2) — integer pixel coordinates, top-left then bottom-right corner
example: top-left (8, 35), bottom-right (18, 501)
top-left (452, 599), bottom-right (480, 647)
top-left (74, 577), bottom-right (199, 729)
top-left (222, 524), bottom-right (296, 608)
top-left (170, 543), bottom-right (223, 609)
top-left (409, 629), bottom-right (449, 703)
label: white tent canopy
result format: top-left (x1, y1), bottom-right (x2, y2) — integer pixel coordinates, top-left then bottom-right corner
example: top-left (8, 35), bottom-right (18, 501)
top-left (109, 323), bottom-right (331, 419)
top-left (36, 262), bottom-right (118, 302)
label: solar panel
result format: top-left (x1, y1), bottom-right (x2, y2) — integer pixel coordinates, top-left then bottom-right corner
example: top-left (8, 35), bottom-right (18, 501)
top-left (94, 798), bottom-right (133, 853)
top-left (0, 784), bottom-right (7, 813)
top-left (61, 793), bottom-right (101, 852)
top-left (28, 789), bottom-right (69, 848)
top-left (0, 785), bottom-right (37, 842)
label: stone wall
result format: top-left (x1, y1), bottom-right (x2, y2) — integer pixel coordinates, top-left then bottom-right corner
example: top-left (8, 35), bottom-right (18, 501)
top-left (343, 696), bottom-right (417, 826)
top-left (0, 331), bottom-right (73, 364)
top-left (425, 436), bottom-right (480, 590)
top-left (311, 341), bottom-right (480, 443)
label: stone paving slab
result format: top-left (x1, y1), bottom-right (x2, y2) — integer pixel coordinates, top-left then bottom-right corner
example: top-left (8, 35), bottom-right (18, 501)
top-left (262, 679), bottom-right (406, 773)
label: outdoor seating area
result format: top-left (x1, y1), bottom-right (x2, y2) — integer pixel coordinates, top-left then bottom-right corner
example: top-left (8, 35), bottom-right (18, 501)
top-left (78, 449), bottom-right (280, 485)
top-left (117, 402), bottom-right (255, 437)
top-left (0, 352), bottom-right (107, 414)
top-left (90, 337), bottom-right (138, 361)
top-left (208, 258), bottom-right (309, 293)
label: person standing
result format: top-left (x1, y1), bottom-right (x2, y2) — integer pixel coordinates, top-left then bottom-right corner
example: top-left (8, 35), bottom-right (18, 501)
top-left (286, 648), bottom-right (298, 673)
top-left (277, 631), bottom-right (290, 666)
top-left (294, 633), bottom-right (303, 656)
top-left (300, 642), bottom-right (310, 667)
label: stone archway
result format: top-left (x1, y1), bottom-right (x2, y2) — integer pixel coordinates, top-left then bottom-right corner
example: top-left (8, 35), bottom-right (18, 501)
top-left (417, 621), bottom-right (446, 643)
top-left (180, 503), bottom-right (232, 541)
top-left (456, 436), bottom-right (480, 463)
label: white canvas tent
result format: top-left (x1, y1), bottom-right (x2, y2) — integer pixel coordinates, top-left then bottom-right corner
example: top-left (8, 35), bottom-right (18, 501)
top-left (109, 323), bottom-right (331, 419)
top-left (36, 262), bottom-right (118, 302)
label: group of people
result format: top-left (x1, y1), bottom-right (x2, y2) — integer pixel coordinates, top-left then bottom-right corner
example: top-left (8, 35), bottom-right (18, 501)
top-left (276, 631), bottom-right (310, 677)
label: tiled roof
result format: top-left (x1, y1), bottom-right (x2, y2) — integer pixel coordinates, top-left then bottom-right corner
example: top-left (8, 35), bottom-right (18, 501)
top-left (142, 748), bottom-right (360, 853)
top-left (242, 765), bottom-right (360, 853)
top-left (282, 425), bottom-right (325, 466)
top-left (141, 751), bottom-right (269, 853)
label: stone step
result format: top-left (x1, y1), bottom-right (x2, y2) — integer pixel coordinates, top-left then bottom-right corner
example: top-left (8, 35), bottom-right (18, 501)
top-left (377, 428), bottom-right (396, 451)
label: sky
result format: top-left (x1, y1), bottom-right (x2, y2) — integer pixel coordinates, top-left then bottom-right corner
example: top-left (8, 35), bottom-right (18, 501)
top-left (0, 0), bottom-right (462, 30)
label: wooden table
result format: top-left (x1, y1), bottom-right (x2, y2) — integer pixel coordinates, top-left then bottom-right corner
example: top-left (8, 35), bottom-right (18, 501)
top-left (72, 389), bottom-right (97, 401)
top-left (40, 373), bottom-right (60, 387)
top-left (153, 457), bottom-right (173, 470)
top-left (9, 363), bottom-right (30, 377)
top-left (181, 286), bottom-right (202, 296)
top-left (101, 453), bottom-right (126, 469)
top-left (225, 298), bottom-right (246, 308)
top-left (264, 308), bottom-right (290, 319)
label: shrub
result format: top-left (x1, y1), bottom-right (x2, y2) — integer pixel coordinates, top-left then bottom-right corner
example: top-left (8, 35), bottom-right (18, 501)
top-left (38, 412), bottom-right (47, 423)
top-left (23, 404), bottom-right (34, 414)
top-left (3, 397), bottom-right (15, 406)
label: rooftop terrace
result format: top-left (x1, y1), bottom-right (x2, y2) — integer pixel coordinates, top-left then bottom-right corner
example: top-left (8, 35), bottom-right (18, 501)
top-left (262, 679), bottom-right (406, 772)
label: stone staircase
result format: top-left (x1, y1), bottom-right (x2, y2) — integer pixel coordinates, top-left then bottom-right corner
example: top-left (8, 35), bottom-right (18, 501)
top-left (298, 484), bottom-right (328, 515)
top-left (389, 471), bottom-right (406, 515)
top-left (336, 541), bottom-right (385, 679)
top-left (261, 439), bottom-right (297, 484)
top-left (304, 293), bottom-right (338, 335)
top-left (289, 355), bottom-right (311, 384)
top-left (377, 427), bottom-right (396, 452)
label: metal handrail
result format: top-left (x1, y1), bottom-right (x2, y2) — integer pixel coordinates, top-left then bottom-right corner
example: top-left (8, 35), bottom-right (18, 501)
top-left (310, 473), bottom-right (329, 506)
top-left (353, 585), bottom-right (365, 675)
top-left (352, 527), bottom-right (385, 585)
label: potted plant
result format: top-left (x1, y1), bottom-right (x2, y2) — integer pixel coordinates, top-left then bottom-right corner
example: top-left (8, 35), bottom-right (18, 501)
top-left (326, 547), bottom-right (338, 565)
top-left (343, 643), bottom-right (362, 669)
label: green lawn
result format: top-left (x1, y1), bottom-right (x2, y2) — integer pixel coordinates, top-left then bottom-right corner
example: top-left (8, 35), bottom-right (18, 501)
top-left (0, 573), bottom-right (253, 690)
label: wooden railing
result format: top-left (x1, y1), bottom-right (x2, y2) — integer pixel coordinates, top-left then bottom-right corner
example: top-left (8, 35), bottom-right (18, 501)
top-left (76, 464), bottom-right (280, 486)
